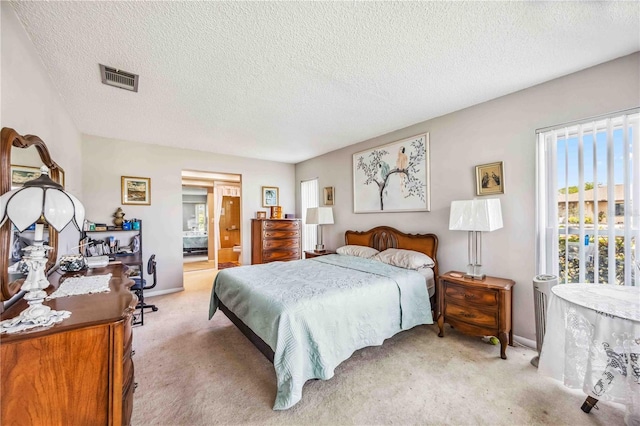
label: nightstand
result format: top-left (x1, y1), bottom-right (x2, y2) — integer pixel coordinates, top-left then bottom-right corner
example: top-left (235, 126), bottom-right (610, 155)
top-left (437, 271), bottom-right (515, 359)
top-left (304, 250), bottom-right (336, 259)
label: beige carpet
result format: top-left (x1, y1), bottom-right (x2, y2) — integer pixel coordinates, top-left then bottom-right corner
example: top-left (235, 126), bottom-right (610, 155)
top-left (182, 259), bottom-right (217, 273)
top-left (131, 270), bottom-right (625, 425)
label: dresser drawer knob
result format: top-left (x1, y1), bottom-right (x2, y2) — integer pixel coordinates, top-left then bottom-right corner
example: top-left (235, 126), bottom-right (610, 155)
top-left (464, 294), bottom-right (476, 299)
top-left (461, 312), bottom-right (475, 318)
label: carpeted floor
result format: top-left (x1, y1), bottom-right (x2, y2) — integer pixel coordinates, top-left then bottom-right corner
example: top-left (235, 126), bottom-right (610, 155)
top-left (183, 260), bottom-right (240, 272)
top-left (131, 269), bottom-right (625, 425)
top-left (183, 260), bottom-right (216, 272)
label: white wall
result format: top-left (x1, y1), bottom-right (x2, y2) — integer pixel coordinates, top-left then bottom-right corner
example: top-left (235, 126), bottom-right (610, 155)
top-left (82, 135), bottom-right (295, 294)
top-left (1, 2), bottom-right (83, 257)
top-left (295, 52), bottom-right (640, 342)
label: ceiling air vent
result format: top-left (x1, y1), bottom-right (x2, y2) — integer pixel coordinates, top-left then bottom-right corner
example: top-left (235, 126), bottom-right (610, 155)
top-left (99, 64), bottom-right (139, 92)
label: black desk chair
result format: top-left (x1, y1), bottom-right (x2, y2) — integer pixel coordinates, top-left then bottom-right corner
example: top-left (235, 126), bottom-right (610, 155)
top-left (131, 254), bottom-right (159, 325)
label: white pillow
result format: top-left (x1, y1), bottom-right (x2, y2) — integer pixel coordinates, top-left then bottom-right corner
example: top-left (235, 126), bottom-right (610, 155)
top-left (336, 245), bottom-right (380, 259)
top-left (373, 248), bottom-right (435, 270)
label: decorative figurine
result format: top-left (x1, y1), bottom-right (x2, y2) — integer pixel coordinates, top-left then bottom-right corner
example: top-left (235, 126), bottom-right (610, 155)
top-left (113, 207), bottom-right (126, 227)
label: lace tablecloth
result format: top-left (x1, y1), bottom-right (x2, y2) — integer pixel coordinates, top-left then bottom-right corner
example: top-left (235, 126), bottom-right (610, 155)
top-left (46, 274), bottom-right (112, 300)
top-left (538, 284), bottom-right (640, 425)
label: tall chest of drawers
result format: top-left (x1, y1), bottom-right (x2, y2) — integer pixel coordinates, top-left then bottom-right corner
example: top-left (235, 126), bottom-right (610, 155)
top-left (0, 264), bottom-right (137, 425)
top-left (251, 219), bottom-right (302, 264)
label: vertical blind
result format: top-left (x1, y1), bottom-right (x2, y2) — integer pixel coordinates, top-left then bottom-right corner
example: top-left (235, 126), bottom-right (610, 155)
top-left (300, 179), bottom-right (319, 251)
top-left (536, 109), bottom-right (639, 285)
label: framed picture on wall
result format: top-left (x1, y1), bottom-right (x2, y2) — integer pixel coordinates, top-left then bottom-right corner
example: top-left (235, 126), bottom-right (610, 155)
top-left (262, 186), bottom-right (279, 207)
top-left (323, 186), bottom-right (335, 205)
top-left (475, 161), bottom-right (505, 196)
top-left (10, 165), bottom-right (41, 188)
top-left (59, 169), bottom-right (65, 188)
top-left (121, 176), bottom-right (151, 205)
top-left (352, 133), bottom-right (430, 213)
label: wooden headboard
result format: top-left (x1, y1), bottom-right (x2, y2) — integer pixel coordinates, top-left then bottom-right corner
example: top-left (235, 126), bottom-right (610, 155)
top-left (344, 226), bottom-right (439, 279)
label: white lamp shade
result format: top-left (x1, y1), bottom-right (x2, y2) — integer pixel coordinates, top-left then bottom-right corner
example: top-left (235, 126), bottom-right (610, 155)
top-left (2, 188), bottom-right (43, 231)
top-left (306, 207), bottom-right (334, 225)
top-left (43, 190), bottom-right (85, 232)
top-left (449, 199), bottom-right (503, 232)
top-left (0, 182), bottom-right (85, 233)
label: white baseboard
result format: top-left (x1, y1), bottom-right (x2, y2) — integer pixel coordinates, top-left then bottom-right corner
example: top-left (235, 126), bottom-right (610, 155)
top-left (144, 287), bottom-right (183, 298)
top-left (513, 334), bottom-right (536, 350)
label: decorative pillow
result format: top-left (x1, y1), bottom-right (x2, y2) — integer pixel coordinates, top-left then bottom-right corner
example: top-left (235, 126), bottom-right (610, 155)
top-left (373, 248), bottom-right (435, 270)
top-left (336, 245), bottom-right (380, 259)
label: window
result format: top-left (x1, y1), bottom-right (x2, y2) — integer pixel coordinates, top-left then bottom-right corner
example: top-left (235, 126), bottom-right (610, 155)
top-left (300, 179), bottom-right (319, 251)
top-left (195, 204), bottom-right (207, 232)
top-left (536, 110), bottom-right (639, 285)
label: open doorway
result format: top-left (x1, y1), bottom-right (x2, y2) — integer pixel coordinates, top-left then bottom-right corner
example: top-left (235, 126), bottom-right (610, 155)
top-left (182, 185), bottom-right (212, 270)
top-left (181, 170), bottom-right (242, 273)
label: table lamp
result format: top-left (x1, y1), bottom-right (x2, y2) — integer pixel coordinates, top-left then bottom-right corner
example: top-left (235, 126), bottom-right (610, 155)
top-left (305, 207), bottom-right (334, 252)
top-left (0, 166), bottom-right (85, 333)
top-left (449, 199), bottom-right (503, 280)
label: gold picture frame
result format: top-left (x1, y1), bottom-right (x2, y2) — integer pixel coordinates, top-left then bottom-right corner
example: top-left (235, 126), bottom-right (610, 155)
top-left (475, 161), bottom-right (505, 196)
top-left (256, 211), bottom-right (267, 219)
top-left (10, 164), bottom-right (41, 188)
top-left (323, 186), bottom-right (335, 206)
top-left (121, 176), bottom-right (151, 205)
top-left (262, 186), bottom-right (279, 207)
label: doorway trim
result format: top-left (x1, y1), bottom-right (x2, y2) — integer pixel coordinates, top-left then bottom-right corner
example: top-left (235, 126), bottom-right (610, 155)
top-left (182, 170), bottom-right (242, 270)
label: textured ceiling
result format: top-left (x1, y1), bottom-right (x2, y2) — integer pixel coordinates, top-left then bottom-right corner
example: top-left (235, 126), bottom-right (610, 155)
top-left (9, 1), bottom-right (640, 164)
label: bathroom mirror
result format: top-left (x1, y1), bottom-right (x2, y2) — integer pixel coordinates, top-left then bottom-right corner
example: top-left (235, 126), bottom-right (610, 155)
top-left (1, 127), bottom-right (64, 301)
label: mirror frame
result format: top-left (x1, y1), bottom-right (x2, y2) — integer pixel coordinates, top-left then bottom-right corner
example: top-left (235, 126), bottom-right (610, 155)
top-left (1, 127), bottom-right (64, 301)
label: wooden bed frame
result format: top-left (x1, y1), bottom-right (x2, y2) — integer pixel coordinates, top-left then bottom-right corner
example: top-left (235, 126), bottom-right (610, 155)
top-left (218, 226), bottom-right (439, 363)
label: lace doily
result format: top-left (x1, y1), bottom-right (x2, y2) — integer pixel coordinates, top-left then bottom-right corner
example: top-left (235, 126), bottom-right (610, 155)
top-left (46, 274), bottom-right (112, 300)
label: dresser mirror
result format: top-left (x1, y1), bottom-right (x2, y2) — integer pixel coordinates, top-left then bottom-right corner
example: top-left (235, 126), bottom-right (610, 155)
top-left (1, 128), bottom-right (64, 301)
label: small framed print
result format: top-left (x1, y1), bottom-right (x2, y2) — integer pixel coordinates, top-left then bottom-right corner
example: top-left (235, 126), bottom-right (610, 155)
top-left (475, 161), bottom-right (505, 196)
top-left (256, 211), bottom-right (267, 219)
top-left (11, 165), bottom-right (41, 188)
top-left (323, 186), bottom-right (335, 206)
top-left (262, 186), bottom-right (279, 207)
top-left (122, 176), bottom-right (151, 205)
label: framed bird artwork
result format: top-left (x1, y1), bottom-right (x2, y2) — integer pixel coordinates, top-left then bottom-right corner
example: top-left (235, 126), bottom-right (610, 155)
top-left (352, 133), bottom-right (430, 213)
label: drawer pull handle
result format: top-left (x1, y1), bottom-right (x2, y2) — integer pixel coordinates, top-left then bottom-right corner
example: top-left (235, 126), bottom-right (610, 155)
top-left (131, 350), bottom-right (136, 358)
top-left (461, 313), bottom-right (475, 318)
top-left (464, 294), bottom-right (476, 299)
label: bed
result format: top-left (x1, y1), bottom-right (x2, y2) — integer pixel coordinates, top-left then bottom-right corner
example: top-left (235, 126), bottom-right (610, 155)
top-left (208, 226), bottom-right (439, 410)
top-left (182, 232), bottom-right (208, 254)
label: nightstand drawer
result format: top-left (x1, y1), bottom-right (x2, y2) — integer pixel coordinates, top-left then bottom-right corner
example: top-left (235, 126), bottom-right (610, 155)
top-left (445, 283), bottom-right (498, 307)
top-left (445, 303), bottom-right (498, 328)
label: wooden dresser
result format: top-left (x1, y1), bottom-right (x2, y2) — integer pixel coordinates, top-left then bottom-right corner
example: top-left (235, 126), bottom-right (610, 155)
top-left (1, 263), bottom-right (137, 425)
top-left (251, 218), bottom-right (302, 264)
top-left (437, 271), bottom-right (515, 359)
